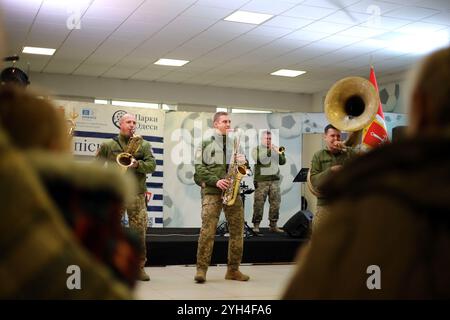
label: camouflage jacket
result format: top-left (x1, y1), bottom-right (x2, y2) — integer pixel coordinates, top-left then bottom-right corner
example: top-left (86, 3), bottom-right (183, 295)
top-left (0, 130), bottom-right (132, 299)
top-left (96, 134), bottom-right (156, 194)
top-left (310, 148), bottom-right (356, 206)
top-left (194, 132), bottom-right (247, 195)
top-left (252, 145), bottom-right (286, 182)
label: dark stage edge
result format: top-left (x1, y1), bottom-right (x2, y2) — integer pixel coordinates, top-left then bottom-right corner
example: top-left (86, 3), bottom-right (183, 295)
top-left (145, 227), bottom-right (307, 266)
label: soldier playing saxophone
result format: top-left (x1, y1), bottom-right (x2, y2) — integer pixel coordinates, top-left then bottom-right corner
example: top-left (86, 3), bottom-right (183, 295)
top-left (193, 111), bottom-right (250, 283)
top-left (96, 113), bottom-right (156, 281)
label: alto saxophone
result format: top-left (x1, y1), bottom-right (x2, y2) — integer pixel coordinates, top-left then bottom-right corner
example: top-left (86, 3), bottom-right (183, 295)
top-left (116, 132), bottom-right (143, 172)
top-left (222, 131), bottom-right (247, 206)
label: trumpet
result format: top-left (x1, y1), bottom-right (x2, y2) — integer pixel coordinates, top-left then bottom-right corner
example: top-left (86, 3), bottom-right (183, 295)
top-left (272, 145), bottom-right (285, 154)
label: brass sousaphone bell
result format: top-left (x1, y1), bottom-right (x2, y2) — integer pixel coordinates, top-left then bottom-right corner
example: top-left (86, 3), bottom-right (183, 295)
top-left (307, 76), bottom-right (380, 197)
top-left (324, 76), bottom-right (379, 133)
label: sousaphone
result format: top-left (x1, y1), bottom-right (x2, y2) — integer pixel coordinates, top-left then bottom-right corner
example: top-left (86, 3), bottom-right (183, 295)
top-left (307, 76), bottom-right (379, 197)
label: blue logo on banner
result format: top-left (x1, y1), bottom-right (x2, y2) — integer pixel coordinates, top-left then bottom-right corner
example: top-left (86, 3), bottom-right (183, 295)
top-left (81, 108), bottom-right (96, 120)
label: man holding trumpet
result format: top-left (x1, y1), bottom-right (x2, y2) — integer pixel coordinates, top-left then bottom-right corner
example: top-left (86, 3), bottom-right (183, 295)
top-left (251, 130), bottom-right (286, 233)
top-left (308, 124), bottom-right (357, 233)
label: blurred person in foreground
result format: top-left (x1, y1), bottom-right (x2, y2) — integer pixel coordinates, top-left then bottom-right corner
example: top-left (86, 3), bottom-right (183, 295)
top-left (283, 46), bottom-right (450, 299)
top-left (0, 85), bottom-right (138, 298)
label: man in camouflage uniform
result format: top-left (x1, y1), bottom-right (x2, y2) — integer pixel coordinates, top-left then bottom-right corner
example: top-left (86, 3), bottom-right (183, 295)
top-left (251, 130), bottom-right (286, 233)
top-left (96, 113), bottom-right (156, 281)
top-left (309, 124), bottom-right (356, 233)
top-left (193, 111), bottom-right (250, 283)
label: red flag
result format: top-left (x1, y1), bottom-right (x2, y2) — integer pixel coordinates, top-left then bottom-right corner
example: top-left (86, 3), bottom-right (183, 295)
top-left (361, 66), bottom-right (389, 150)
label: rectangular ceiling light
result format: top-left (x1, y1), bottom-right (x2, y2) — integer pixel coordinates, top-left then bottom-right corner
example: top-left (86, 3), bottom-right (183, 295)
top-left (270, 69), bottom-right (306, 77)
top-left (22, 46), bottom-right (56, 55)
top-left (154, 58), bottom-right (189, 66)
top-left (224, 11), bottom-right (273, 25)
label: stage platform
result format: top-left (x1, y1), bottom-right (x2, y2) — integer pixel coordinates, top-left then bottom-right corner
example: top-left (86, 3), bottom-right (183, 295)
top-left (145, 227), bottom-right (307, 266)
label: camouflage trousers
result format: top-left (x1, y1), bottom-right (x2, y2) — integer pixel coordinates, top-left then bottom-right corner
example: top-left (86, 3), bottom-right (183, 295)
top-left (252, 180), bottom-right (281, 226)
top-left (121, 193), bottom-right (148, 268)
top-left (196, 194), bottom-right (244, 271)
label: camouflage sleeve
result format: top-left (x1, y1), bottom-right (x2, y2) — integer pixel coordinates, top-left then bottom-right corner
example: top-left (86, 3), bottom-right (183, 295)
top-left (95, 142), bottom-right (109, 164)
top-left (194, 143), bottom-right (221, 187)
top-left (135, 141), bottom-right (156, 174)
top-left (279, 151), bottom-right (287, 165)
top-left (310, 152), bottom-right (331, 190)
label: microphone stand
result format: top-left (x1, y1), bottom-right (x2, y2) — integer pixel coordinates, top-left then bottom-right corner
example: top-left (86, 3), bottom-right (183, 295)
top-left (240, 181), bottom-right (259, 238)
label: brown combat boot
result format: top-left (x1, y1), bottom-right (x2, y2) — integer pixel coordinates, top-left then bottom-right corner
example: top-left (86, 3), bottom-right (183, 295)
top-left (269, 222), bottom-right (284, 233)
top-left (194, 268), bottom-right (207, 283)
top-left (225, 268), bottom-right (250, 281)
top-left (253, 222), bottom-right (260, 233)
top-left (138, 267), bottom-right (150, 281)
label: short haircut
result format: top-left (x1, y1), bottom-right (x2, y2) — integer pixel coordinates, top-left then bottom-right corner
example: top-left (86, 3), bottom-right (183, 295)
top-left (213, 111), bottom-right (228, 123)
top-left (324, 124), bottom-right (339, 134)
top-left (119, 113), bottom-right (135, 125)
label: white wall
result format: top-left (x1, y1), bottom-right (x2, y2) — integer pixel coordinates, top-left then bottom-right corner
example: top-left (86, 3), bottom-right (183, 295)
top-left (29, 72), bottom-right (313, 112)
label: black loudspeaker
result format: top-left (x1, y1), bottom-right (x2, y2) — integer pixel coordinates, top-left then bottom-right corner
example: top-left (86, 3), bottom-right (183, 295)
top-left (283, 210), bottom-right (313, 238)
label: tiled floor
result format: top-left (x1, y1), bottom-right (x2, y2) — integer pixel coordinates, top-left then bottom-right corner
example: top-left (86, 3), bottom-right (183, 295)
top-left (134, 263), bottom-right (297, 300)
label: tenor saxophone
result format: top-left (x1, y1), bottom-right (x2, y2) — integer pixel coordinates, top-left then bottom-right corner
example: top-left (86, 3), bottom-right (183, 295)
top-left (116, 132), bottom-right (143, 171)
top-left (222, 131), bottom-right (247, 206)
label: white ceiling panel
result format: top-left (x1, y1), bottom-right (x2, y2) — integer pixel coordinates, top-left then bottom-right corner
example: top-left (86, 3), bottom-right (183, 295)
top-left (396, 21), bottom-right (448, 34)
top-left (196, 0), bottom-right (249, 10)
top-left (2, 0), bottom-right (448, 94)
top-left (321, 10), bottom-right (371, 25)
top-left (283, 29), bottom-right (329, 41)
top-left (83, 5), bottom-right (136, 20)
top-left (43, 59), bottom-right (81, 74)
top-left (73, 63), bottom-right (112, 77)
top-left (317, 34), bottom-right (362, 46)
top-left (346, 0), bottom-right (401, 14)
top-left (373, 16), bottom-right (416, 31)
top-left (138, 0), bottom-right (196, 15)
top-left (25, 32), bottom-right (67, 49)
top-left (245, 25), bottom-right (293, 38)
top-left (34, 12), bottom-right (71, 27)
top-left (264, 16), bottom-right (315, 30)
top-left (301, 0), bottom-right (361, 9)
top-left (20, 54), bottom-right (52, 72)
top-left (157, 71), bottom-right (195, 83)
top-left (414, 0), bottom-right (450, 10)
top-left (207, 20), bottom-right (257, 36)
top-left (301, 21), bottom-right (351, 34)
top-left (180, 4), bottom-right (234, 19)
top-left (384, 6), bottom-right (440, 20)
top-left (101, 66), bottom-right (143, 79)
top-left (422, 10), bottom-right (450, 26)
top-left (282, 5), bottom-right (337, 20)
top-left (2, 7), bottom-right (40, 24)
top-left (130, 66), bottom-right (176, 81)
top-left (337, 25), bottom-right (387, 38)
top-left (78, 16), bottom-right (122, 31)
top-left (240, 0), bottom-right (297, 15)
